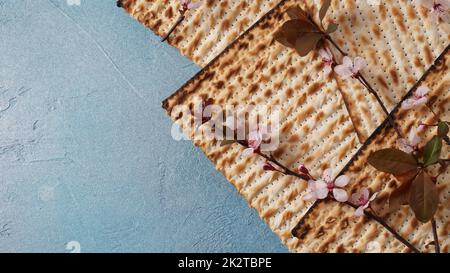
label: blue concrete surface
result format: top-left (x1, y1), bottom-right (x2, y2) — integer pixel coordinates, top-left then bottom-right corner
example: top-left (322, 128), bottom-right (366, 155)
top-left (0, 0), bottom-right (287, 253)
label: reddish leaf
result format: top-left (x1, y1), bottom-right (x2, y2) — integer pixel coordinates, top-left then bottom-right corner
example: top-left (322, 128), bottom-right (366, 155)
top-left (370, 194), bottom-right (389, 218)
top-left (409, 172), bottom-right (439, 223)
top-left (368, 148), bottom-right (418, 175)
top-left (319, 0), bottom-right (332, 23)
top-left (394, 168), bottom-right (419, 184)
top-left (388, 176), bottom-right (415, 213)
top-left (286, 6), bottom-right (308, 20)
top-left (294, 33), bottom-right (323, 56)
top-left (274, 19), bottom-right (320, 49)
top-left (273, 32), bottom-right (295, 48)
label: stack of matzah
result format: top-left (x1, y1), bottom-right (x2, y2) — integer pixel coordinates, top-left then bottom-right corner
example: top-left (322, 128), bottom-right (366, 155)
top-left (119, 0), bottom-right (449, 252)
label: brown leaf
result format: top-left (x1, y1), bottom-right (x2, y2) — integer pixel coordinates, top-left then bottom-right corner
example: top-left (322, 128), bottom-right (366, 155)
top-left (319, 0), bottom-right (332, 23)
top-left (409, 172), bottom-right (439, 223)
top-left (367, 148), bottom-right (418, 175)
top-left (274, 19), bottom-right (320, 49)
top-left (286, 6), bottom-right (308, 20)
top-left (394, 168), bottom-right (419, 184)
top-left (370, 194), bottom-right (389, 218)
top-left (273, 29), bottom-right (296, 48)
top-left (294, 33), bottom-right (323, 57)
top-left (388, 174), bottom-right (416, 212)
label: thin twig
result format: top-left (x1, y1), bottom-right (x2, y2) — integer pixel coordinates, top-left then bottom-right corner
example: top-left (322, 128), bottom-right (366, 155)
top-left (424, 105), bottom-right (450, 145)
top-left (161, 13), bottom-right (185, 42)
top-left (357, 74), bottom-right (403, 137)
top-left (236, 141), bottom-right (310, 181)
top-left (344, 201), bottom-right (420, 253)
top-left (426, 104), bottom-right (440, 120)
top-left (325, 35), bottom-right (346, 56)
top-left (431, 218), bottom-right (441, 253)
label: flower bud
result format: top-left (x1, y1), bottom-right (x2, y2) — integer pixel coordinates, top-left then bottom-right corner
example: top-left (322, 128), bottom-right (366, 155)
top-left (297, 164), bottom-right (309, 175)
top-left (262, 162), bottom-right (276, 171)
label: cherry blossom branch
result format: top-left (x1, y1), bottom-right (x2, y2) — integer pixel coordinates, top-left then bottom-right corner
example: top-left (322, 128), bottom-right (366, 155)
top-left (234, 139), bottom-right (418, 252)
top-left (431, 218), bottom-right (440, 253)
top-left (305, 15), bottom-right (395, 127)
top-left (324, 35), bottom-right (403, 138)
top-left (345, 201), bottom-right (420, 253)
top-left (161, 1), bottom-right (202, 42)
top-left (236, 140), bottom-right (310, 181)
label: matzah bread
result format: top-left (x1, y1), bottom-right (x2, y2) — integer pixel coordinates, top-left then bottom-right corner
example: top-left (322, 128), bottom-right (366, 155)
top-left (162, 0), bottom-right (449, 252)
top-left (117, 0), bottom-right (282, 66)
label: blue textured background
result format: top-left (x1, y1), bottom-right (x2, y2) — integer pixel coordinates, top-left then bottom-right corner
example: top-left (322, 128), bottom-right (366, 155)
top-left (0, 0), bottom-right (287, 253)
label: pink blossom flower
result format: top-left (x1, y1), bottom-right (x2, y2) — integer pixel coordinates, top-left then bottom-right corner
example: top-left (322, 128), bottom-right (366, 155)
top-left (351, 188), bottom-right (378, 217)
top-left (334, 56), bottom-right (367, 79)
top-left (417, 123), bottom-right (427, 132)
top-left (303, 168), bottom-right (349, 202)
top-left (319, 47), bottom-right (334, 75)
top-left (242, 130), bottom-right (263, 157)
top-left (303, 180), bottom-right (322, 202)
top-left (418, 0), bottom-right (450, 23)
top-left (180, 0), bottom-right (202, 11)
top-left (401, 85), bottom-right (429, 109)
top-left (396, 126), bottom-right (422, 153)
top-left (261, 161), bottom-right (277, 171)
